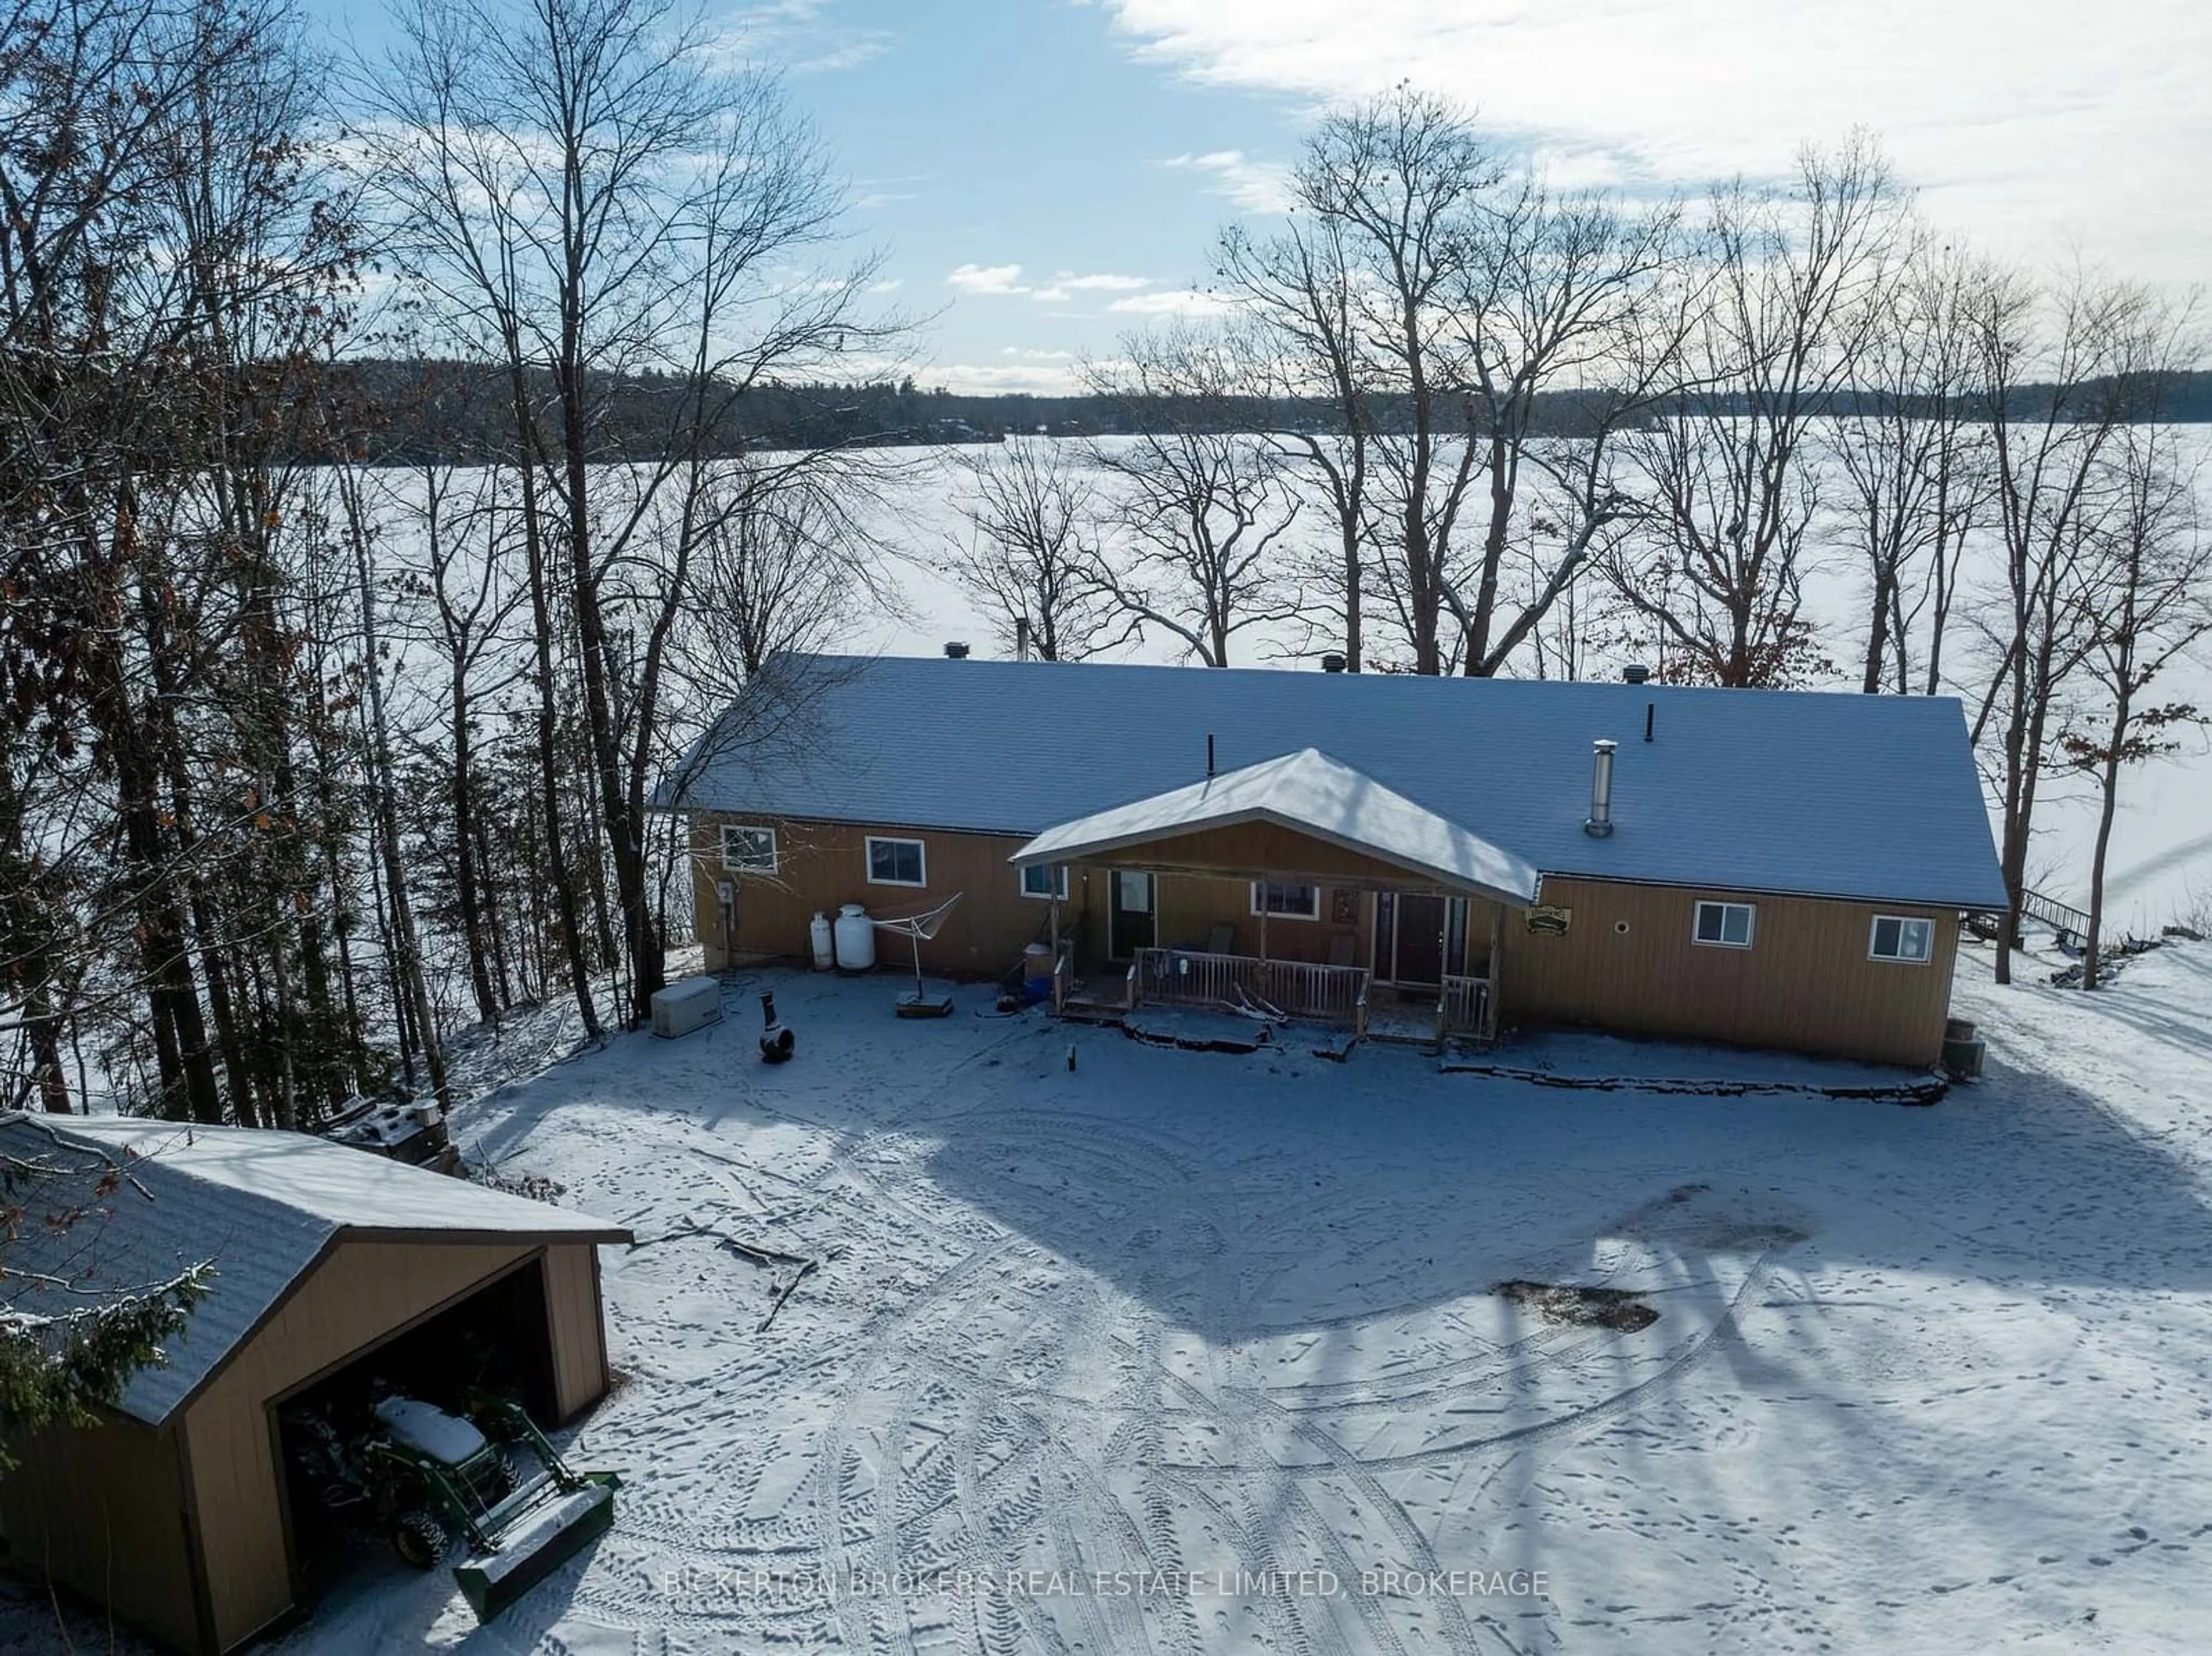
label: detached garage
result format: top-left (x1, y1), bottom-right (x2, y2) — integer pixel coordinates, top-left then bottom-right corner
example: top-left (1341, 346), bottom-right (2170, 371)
top-left (0, 1113), bottom-right (630, 1653)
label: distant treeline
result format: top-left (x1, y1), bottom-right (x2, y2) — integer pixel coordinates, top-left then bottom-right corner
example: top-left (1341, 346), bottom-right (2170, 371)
top-left (314, 360), bottom-right (2212, 464)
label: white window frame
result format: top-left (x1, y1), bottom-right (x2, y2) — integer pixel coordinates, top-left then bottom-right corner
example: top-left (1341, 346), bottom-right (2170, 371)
top-left (864, 835), bottom-right (927, 888)
top-left (719, 823), bottom-right (778, 874)
top-left (1251, 880), bottom-right (1322, 921)
top-left (1692, 900), bottom-right (1756, 949)
top-left (1020, 863), bottom-right (1069, 901)
top-left (1868, 914), bottom-right (1934, 964)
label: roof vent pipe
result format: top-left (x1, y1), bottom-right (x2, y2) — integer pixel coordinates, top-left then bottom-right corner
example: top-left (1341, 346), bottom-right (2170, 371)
top-left (1320, 652), bottom-right (1347, 673)
top-left (1622, 663), bottom-right (1652, 684)
top-left (1015, 617), bottom-right (1031, 662)
top-left (1206, 733), bottom-right (1216, 778)
top-left (1584, 739), bottom-right (1617, 838)
top-left (944, 641), bottom-right (970, 659)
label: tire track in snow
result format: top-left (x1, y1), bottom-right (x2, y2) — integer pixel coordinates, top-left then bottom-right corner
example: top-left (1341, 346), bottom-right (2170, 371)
top-left (815, 1236), bottom-right (1022, 1653)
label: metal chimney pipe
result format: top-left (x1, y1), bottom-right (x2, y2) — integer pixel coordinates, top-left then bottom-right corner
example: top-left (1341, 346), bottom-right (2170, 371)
top-left (1584, 739), bottom-right (1617, 838)
top-left (1015, 616), bottom-right (1032, 662)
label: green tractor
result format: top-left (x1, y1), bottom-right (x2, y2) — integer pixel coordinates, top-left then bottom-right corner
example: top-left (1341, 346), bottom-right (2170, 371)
top-left (285, 1390), bottom-right (619, 1621)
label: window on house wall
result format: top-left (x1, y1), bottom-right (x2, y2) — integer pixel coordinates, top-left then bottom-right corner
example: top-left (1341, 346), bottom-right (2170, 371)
top-left (1869, 915), bottom-right (1934, 963)
top-left (1251, 880), bottom-right (1321, 920)
top-left (866, 836), bottom-right (926, 886)
top-left (720, 824), bottom-right (778, 873)
top-left (1692, 900), bottom-right (1755, 949)
top-left (1020, 863), bottom-right (1069, 900)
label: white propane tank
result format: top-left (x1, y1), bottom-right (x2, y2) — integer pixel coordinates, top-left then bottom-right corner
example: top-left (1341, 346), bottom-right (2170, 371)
top-left (832, 903), bottom-right (876, 973)
top-left (808, 911), bottom-right (835, 971)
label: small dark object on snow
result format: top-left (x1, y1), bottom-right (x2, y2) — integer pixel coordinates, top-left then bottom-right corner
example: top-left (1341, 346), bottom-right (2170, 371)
top-left (1066, 1043), bottom-right (1077, 1072)
top-left (1496, 1279), bottom-right (1658, 1332)
top-left (759, 994), bottom-right (795, 1063)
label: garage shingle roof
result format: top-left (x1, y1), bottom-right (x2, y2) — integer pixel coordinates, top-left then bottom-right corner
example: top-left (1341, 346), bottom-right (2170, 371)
top-left (0, 1115), bottom-right (627, 1424)
top-left (665, 654), bottom-right (2008, 911)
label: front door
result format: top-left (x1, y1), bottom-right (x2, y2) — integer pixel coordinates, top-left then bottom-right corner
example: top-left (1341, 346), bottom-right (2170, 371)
top-left (1109, 871), bottom-right (1156, 960)
top-left (1394, 893), bottom-right (1448, 987)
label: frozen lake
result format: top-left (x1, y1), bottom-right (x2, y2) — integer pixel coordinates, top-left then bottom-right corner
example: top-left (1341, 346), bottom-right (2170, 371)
top-left (835, 434), bottom-right (2212, 935)
top-left (345, 428), bottom-right (2212, 936)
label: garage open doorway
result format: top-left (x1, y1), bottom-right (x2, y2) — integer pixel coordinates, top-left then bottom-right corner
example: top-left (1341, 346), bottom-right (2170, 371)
top-left (273, 1256), bottom-right (559, 1605)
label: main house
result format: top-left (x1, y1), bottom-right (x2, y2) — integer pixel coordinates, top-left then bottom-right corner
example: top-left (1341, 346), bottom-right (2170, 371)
top-left (662, 653), bottom-right (2007, 1067)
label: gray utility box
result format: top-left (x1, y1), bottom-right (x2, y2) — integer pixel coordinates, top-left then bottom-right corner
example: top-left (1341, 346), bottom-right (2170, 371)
top-left (650, 975), bottom-right (724, 1039)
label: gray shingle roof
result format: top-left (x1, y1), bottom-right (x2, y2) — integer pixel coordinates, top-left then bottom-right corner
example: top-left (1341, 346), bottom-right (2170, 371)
top-left (664, 653), bottom-right (2008, 910)
top-left (0, 1115), bottom-right (627, 1424)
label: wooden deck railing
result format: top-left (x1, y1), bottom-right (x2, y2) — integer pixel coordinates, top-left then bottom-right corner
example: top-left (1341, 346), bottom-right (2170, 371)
top-left (1133, 947), bottom-right (1370, 1033)
top-left (1438, 973), bottom-right (1490, 1044)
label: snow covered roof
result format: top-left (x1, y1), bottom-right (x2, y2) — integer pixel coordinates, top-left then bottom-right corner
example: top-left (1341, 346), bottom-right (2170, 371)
top-left (1014, 748), bottom-right (1541, 904)
top-left (665, 654), bottom-right (2009, 911)
top-left (0, 1114), bottom-right (628, 1425)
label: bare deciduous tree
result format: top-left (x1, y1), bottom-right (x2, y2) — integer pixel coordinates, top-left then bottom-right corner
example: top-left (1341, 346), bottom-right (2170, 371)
top-left (1217, 212), bottom-right (1374, 667)
top-left (366, 0), bottom-right (893, 1026)
top-left (1294, 88), bottom-right (1501, 673)
top-left (1445, 179), bottom-right (1691, 675)
top-left (1968, 269), bottom-right (2171, 984)
top-left (1084, 327), bottom-right (1301, 667)
top-left (1612, 134), bottom-right (1908, 686)
top-left (1830, 238), bottom-right (1997, 694)
top-left (2062, 418), bottom-right (2212, 988)
top-left (941, 439), bottom-right (1130, 662)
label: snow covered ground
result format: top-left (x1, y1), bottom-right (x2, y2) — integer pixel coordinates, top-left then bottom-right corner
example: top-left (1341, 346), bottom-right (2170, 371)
top-left (188, 936), bottom-right (2211, 1656)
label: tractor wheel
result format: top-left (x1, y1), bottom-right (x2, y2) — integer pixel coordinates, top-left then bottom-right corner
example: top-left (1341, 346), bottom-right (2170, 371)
top-left (392, 1509), bottom-right (449, 1569)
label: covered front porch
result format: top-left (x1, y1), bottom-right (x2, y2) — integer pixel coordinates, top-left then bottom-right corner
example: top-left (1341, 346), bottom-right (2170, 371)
top-left (1012, 749), bottom-right (1539, 1047)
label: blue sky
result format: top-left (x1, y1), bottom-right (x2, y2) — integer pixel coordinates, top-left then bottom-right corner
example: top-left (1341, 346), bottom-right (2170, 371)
top-left (302, 0), bottom-right (2211, 395)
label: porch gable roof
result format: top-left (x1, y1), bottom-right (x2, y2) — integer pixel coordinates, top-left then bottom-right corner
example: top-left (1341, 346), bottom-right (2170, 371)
top-left (1010, 748), bottom-right (1541, 907)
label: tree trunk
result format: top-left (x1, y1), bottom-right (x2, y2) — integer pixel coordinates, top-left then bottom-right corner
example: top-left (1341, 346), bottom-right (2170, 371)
top-left (1861, 561), bottom-right (1896, 692)
top-left (518, 449), bottom-right (603, 1040)
top-left (558, 307), bottom-right (662, 1028)
top-left (450, 674), bottom-right (499, 1022)
top-left (350, 484), bottom-right (453, 1111)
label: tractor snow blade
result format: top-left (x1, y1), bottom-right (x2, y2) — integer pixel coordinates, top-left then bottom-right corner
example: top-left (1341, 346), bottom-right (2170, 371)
top-left (453, 1475), bottom-right (618, 1621)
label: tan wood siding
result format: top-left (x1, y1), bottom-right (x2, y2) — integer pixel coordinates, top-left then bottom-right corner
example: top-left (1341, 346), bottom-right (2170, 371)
top-left (1153, 872), bottom-right (1368, 965)
top-left (1499, 877), bottom-right (1959, 1066)
top-left (692, 814), bottom-right (1052, 977)
top-left (0, 1412), bottom-right (199, 1650)
top-left (1073, 820), bottom-right (1460, 890)
top-left (544, 1244), bottom-right (609, 1421)
top-left (692, 815), bottom-right (1391, 973)
top-left (187, 1240), bottom-right (540, 1650)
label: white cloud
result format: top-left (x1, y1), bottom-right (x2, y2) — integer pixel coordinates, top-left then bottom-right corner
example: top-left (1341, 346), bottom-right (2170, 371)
top-left (1162, 149), bottom-right (1294, 214)
top-left (928, 361), bottom-right (1088, 395)
top-left (1035, 272), bottom-right (1151, 304)
top-left (1054, 271), bottom-right (1152, 291)
top-left (1107, 288), bottom-right (1233, 316)
top-left (946, 263), bottom-right (1031, 295)
top-left (866, 278), bottom-right (905, 294)
top-left (1001, 347), bottom-right (1075, 359)
top-left (956, 267), bottom-right (1157, 304)
top-left (713, 1), bottom-right (892, 75)
top-left (1108, 0), bottom-right (2212, 281)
